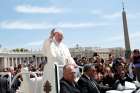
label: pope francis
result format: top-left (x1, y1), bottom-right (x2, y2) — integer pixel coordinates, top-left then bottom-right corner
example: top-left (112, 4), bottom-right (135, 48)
top-left (42, 28), bottom-right (76, 93)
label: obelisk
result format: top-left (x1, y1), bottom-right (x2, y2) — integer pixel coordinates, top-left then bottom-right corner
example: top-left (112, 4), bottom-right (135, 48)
top-left (122, 0), bottom-right (131, 60)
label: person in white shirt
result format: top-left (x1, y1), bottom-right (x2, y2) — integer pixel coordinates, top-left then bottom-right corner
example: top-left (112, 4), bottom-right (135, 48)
top-left (42, 28), bottom-right (76, 93)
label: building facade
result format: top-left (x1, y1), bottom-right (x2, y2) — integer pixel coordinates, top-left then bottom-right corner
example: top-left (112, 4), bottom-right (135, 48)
top-left (0, 48), bottom-right (46, 70)
top-left (69, 47), bottom-right (125, 59)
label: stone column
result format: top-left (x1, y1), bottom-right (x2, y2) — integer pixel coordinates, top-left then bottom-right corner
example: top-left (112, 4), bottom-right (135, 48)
top-left (19, 58), bottom-right (22, 64)
top-left (7, 57), bottom-right (9, 67)
top-left (15, 58), bottom-right (18, 67)
top-left (11, 57), bottom-right (13, 67)
top-left (4, 57), bottom-right (7, 68)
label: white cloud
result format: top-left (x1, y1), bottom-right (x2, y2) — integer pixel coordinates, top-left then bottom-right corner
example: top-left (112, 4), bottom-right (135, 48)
top-left (23, 40), bottom-right (44, 49)
top-left (102, 11), bottom-right (140, 20)
top-left (58, 22), bottom-right (109, 28)
top-left (0, 20), bottom-right (110, 30)
top-left (15, 5), bottom-right (63, 14)
top-left (25, 40), bottom-right (44, 46)
top-left (0, 21), bottom-right (54, 30)
top-left (91, 10), bottom-right (122, 20)
top-left (24, 40), bottom-right (44, 47)
top-left (103, 12), bottom-right (121, 19)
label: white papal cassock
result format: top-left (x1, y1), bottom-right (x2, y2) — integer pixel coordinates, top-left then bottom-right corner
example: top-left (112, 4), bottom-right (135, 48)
top-left (42, 38), bottom-right (75, 93)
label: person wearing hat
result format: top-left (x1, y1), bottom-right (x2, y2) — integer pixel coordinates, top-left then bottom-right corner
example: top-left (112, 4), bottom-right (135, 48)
top-left (42, 28), bottom-right (76, 93)
top-left (43, 28), bottom-right (76, 66)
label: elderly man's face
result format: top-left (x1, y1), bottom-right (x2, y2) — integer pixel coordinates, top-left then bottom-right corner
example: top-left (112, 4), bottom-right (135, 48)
top-left (64, 66), bottom-right (76, 82)
top-left (54, 32), bottom-right (63, 44)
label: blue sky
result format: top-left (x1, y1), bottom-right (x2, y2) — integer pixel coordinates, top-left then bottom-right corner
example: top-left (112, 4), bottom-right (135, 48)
top-left (0, 0), bottom-right (140, 50)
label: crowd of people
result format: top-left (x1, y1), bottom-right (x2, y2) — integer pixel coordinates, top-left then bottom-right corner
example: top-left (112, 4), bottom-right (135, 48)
top-left (0, 49), bottom-right (139, 93)
top-left (60, 49), bottom-right (140, 93)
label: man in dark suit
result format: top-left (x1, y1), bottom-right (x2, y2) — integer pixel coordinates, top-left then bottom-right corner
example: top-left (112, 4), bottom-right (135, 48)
top-left (78, 64), bottom-right (100, 93)
top-left (60, 64), bottom-right (81, 93)
top-left (0, 77), bottom-right (15, 93)
top-left (78, 64), bottom-right (110, 93)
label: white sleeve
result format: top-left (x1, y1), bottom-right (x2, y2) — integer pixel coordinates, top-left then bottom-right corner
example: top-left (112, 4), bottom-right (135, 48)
top-left (42, 38), bottom-right (52, 57)
top-left (49, 42), bottom-right (57, 58)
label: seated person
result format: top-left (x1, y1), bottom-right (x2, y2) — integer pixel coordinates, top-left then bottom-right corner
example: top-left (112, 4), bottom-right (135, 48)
top-left (78, 64), bottom-right (111, 93)
top-left (60, 64), bottom-right (81, 93)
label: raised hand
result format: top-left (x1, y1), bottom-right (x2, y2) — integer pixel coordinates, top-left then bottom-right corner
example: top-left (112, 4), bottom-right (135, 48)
top-left (49, 28), bottom-right (55, 39)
